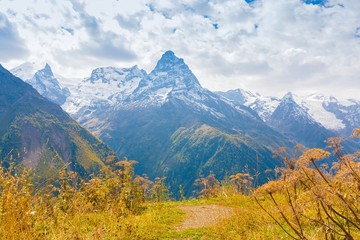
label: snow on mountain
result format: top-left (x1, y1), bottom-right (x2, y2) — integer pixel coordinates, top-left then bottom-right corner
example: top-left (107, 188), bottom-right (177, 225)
top-left (62, 65), bottom-right (147, 114)
top-left (292, 94), bottom-right (346, 131)
top-left (54, 74), bottom-right (81, 94)
top-left (248, 96), bottom-right (280, 122)
top-left (126, 50), bottom-right (204, 106)
top-left (217, 89), bottom-right (358, 134)
top-left (269, 92), bottom-right (333, 148)
top-left (124, 51), bottom-right (226, 115)
top-left (216, 89), bottom-right (280, 122)
top-left (337, 98), bottom-right (360, 107)
top-left (141, 51), bottom-right (260, 120)
top-left (11, 63), bottom-right (70, 105)
top-left (10, 62), bottom-right (41, 81)
top-left (273, 92), bottom-right (316, 123)
top-left (215, 89), bottom-right (258, 106)
top-left (321, 97), bottom-right (360, 135)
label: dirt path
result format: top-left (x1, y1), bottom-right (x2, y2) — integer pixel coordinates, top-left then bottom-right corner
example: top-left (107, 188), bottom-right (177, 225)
top-left (176, 204), bottom-right (234, 230)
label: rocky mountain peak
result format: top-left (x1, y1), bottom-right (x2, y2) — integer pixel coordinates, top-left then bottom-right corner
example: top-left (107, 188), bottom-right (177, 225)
top-left (43, 63), bottom-right (53, 75)
top-left (272, 92), bottom-right (316, 125)
top-left (282, 92), bottom-right (294, 101)
top-left (155, 50), bottom-right (184, 70)
top-left (147, 50), bottom-right (201, 91)
top-left (26, 64), bottom-right (70, 105)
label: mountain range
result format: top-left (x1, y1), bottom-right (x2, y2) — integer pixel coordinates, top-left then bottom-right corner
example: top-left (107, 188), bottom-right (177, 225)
top-left (8, 51), bottom-right (359, 195)
top-left (216, 89), bottom-right (360, 148)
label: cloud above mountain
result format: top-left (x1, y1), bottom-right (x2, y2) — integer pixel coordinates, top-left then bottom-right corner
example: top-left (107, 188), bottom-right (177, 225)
top-left (0, 12), bottom-right (28, 61)
top-left (0, 0), bottom-right (359, 98)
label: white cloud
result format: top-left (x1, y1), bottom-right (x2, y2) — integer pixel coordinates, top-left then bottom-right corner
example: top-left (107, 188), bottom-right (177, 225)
top-left (0, 0), bottom-right (359, 99)
top-left (0, 12), bottom-right (28, 61)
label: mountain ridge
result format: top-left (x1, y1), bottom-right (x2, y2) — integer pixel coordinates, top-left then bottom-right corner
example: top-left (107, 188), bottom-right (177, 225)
top-left (216, 88), bottom-right (359, 136)
top-left (0, 64), bottom-right (113, 180)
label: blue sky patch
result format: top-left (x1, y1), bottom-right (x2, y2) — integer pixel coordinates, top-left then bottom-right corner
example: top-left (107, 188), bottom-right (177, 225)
top-left (213, 23), bottom-right (219, 30)
top-left (303, 0), bottom-right (327, 5)
top-left (146, 3), bottom-right (156, 12)
top-left (62, 27), bottom-right (74, 35)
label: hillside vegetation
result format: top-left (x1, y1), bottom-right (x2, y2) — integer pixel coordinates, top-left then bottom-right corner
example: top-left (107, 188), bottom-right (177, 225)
top-left (0, 65), bottom-right (113, 183)
top-left (0, 130), bottom-right (359, 239)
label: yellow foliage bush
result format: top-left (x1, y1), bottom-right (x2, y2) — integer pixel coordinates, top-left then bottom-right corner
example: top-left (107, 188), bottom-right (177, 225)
top-left (254, 131), bottom-right (360, 240)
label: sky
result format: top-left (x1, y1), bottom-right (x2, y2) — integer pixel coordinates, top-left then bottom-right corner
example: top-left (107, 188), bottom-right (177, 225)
top-left (0, 0), bottom-right (359, 99)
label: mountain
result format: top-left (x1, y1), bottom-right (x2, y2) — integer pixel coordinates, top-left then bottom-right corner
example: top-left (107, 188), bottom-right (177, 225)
top-left (216, 89), bottom-right (280, 122)
top-left (322, 98), bottom-right (360, 135)
top-left (217, 89), bottom-right (360, 137)
top-left (0, 65), bottom-right (112, 181)
top-left (292, 94), bottom-right (359, 136)
top-left (60, 51), bottom-right (292, 196)
top-left (11, 63), bottom-right (70, 105)
top-left (269, 93), bottom-right (333, 148)
top-left (63, 65), bottom-right (147, 133)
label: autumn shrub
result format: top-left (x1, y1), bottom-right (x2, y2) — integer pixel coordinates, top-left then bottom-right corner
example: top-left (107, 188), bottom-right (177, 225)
top-left (254, 129), bottom-right (360, 240)
top-left (0, 165), bottom-right (34, 239)
top-left (229, 173), bottom-right (253, 195)
top-left (0, 157), bottom-right (173, 238)
top-left (194, 172), bottom-right (221, 198)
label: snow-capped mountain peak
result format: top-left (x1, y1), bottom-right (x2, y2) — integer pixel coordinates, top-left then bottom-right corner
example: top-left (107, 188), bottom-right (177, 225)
top-left (147, 51), bottom-right (201, 90)
top-left (34, 64), bottom-right (56, 83)
top-left (11, 62), bottom-right (42, 81)
top-left (43, 63), bottom-right (52, 75)
top-left (114, 50), bottom-right (209, 110)
top-left (11, 63), bottom-right (70, 106)
top-left (282, 92), bottom-right (294, 101)
top-left (30, 64), bottom-right (70, 105)
top-left (154, 50), bottom-right (186, 71)
top-left (275, 92), bottom-right (314, 122)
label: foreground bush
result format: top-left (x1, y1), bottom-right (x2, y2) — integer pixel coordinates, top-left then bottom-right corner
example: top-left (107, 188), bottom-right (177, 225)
top-left (254, 130), bottom-right (360, 240)
top-left (0, 159), bottom-right (170, 239)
